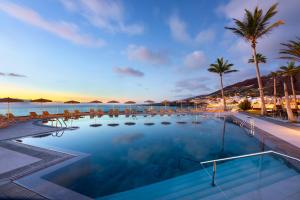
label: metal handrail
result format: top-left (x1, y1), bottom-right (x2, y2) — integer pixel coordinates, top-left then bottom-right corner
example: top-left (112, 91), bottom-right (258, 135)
top-left (200, 151), bottom-right (273, 165)
top-left (200, 150), bottom-right (300, 186)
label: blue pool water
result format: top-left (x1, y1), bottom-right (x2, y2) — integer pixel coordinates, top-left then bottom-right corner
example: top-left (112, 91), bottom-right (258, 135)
top-left (21, 114), bottom-right (267, 198)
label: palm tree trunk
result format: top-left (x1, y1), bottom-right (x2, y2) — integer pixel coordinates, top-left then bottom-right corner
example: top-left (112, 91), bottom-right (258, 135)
top-left (251, 46), bottom-right (266, 115)
top-left (283, 78), bottom-right (296, 122)
top-left (290, 75), bottom-right (298, 110)
top-left (220, 74), bottom-right (226, 111)
top-left (273, 76), bottom-right (277, 111)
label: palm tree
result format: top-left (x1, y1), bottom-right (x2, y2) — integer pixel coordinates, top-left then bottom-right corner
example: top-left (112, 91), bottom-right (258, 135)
top-left (278, 68), bottom-right (297, 122)
top-left (280, 62), bottom-right (300, 109)
top-left (248, 53), bottom-right (267, 64)
top-left (280, 38), bottom-right (300, 62)
top-left (270, 71), bottom-right (278, 111)
top-left (208, 58), bottom-right (238, 111)
top-left (225, 4), bottom-right (284, 115)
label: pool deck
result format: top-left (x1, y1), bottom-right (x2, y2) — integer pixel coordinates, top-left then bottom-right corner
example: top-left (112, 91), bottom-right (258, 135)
top-left (0, 120), bottom-right (72, 199)
top-left (0, 120), bottom-right (64, 141)
top-left (232, 112), bottom-right (300, 149)
top-left (0, 113), bottom-right (299, 199)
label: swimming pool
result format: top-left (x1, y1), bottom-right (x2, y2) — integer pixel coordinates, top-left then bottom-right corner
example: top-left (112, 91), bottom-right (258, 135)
top-left (20, 114), bottom-right (267, 199)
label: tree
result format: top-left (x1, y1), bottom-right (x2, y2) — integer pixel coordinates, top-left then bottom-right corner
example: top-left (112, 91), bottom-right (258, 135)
top-left (280, 38), bottom-right (300, 62)
top-left (280, 62), bottom-right (300, 110)
top-left (278, 69), bottom-right (297, 122)
top-left (225, 4), bottom-right (284, 115)
top-left (248, 53), bottom-right (267, 64)
top-left (208, 58), bottom-right (238, 111)
top-left (270, 71), bottom-right (278, 111)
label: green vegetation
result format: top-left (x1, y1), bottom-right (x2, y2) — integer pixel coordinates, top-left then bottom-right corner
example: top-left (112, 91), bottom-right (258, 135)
top-left (280, 38), bottom-right (300, 62)
top-left (225, 3), bottom-right (284, 115)
top-left (238, 99), bottom-right (252, 111)
top-left (248, 53), bottom-right (267, 64)
top-left (208, 58), bottom-right (238, 111)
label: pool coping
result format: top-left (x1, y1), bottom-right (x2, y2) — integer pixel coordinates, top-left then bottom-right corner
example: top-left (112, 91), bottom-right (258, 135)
top-left (14, 144), bottom-right (92, 200)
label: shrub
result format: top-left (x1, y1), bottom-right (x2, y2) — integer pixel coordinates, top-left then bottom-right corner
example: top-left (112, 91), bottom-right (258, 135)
top-left (238, 99), bottom-right (252, 111)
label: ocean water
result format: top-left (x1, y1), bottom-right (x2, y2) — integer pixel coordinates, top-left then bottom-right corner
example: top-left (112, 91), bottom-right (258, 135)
top-left (0, 102), bottom-right (172, 116)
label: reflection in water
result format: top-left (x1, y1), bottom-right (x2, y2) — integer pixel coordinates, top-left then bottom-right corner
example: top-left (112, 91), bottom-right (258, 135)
top-left (161, 121), bottom-right (171, 125)
top-left (33, 133), bottom-right (52, 138)
top-left (107, 123), bottom-right (119, 127)
top-left (90, 123), bottom-right (102, 127)
top-left (124, 122), bottom-right (136, 126)
top-left (144, 122), bottom-right (155, 126)
top-left (221, 116), bottom-right (226, 153)
top-left (113, 133), bottom-right (144, 144)
top-left (22, 115), bottom-right (266, 198)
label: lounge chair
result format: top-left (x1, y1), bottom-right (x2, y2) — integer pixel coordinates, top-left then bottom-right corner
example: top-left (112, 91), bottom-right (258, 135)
top-left (0, 115), bottom-right (9, 128)
top-left (97, 109), bottom-right (104, 116)
top-left (124, 109), bottom-right (130, 117)
top-left (29, 112), bottom-right (40, 119)
top-left (167, 109), bottom-right (174, 115)
top-left (64, 110), bottom-right (72, 118)
top-left (108, 109), bottom-right (114, 117)
top-left (42, 111), bottom-right (52, 119)
top-left (114, 109), bottom-right (119, 117)
top-left (89, 109), bottom-right (96, 115)
top-left (74, 109), bottom-right (82, 116)
top-left (159, 109), bottom-right (165, 116)
top-left (7, 113), bottom-right (28, 122)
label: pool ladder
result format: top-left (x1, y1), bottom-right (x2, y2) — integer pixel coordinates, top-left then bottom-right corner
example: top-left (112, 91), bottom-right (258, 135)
top-left (233, 118), bottom-right (255, 135)
top-left (53, 117), bottom-right (67, 128)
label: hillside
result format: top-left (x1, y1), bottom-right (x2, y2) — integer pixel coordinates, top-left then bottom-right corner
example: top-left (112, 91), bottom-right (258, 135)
top-left (192, 73), bottom-right (300, 99)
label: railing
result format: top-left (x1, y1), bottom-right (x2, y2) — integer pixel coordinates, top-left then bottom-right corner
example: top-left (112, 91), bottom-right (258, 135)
top-left (233, 118), bottom-right (255, 135)
top-left (200, 151), bottom-right (300, 187)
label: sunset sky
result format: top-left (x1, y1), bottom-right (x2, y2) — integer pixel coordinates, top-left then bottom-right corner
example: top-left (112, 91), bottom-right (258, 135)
top-left (0, 0), bottom-right (299, 102)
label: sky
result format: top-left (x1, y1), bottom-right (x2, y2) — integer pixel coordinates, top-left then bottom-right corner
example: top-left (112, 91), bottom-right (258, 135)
top-left (0, 0), bottom-right (299, 102)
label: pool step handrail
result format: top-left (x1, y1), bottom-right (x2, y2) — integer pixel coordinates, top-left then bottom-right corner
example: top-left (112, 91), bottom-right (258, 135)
top-left (200, 150), bottom-right (300, 186)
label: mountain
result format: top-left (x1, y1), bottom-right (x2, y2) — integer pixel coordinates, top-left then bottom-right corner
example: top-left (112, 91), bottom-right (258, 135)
top-left (191, 73), bottom-right (300, 99)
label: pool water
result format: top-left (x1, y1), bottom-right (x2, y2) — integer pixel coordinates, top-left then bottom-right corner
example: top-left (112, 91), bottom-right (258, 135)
top-left (21, 114), bottom-right (267, 198)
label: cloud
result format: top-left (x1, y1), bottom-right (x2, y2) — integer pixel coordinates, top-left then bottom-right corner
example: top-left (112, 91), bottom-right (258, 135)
top-left (113, 133), bottom-right (144, 144)
top-left (195, 29), bottom-right (215, 44)
top-left (184, 51), bottom-right (206, 69)
top-left (175, 77), bottom-right (211, 93)
top-left (60, 0), bottom-right (144, 35)
top-left (126, 44), bottom-right (169, 65)
top-left (168, 13), bottom-right (191, 43)
top-left (0, 1), bottom-right (104, 47)
top-left (7, 73), bottom-right (26, 77)
top-left (0, 72), bottom-right (26, 77)
top-left (168, 13), bottom-right (215, 45)
top-left (113, 67), bottom-right (144, 77)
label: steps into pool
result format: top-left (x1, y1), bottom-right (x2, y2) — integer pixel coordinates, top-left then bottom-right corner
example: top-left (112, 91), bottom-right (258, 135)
top-left (99, 154), bottom-right (300, 200)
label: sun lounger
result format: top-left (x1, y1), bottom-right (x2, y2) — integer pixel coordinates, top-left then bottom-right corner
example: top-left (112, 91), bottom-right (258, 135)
top-left (64, 110), bottom-right (72, 118)
top-left (0, 114), bottom-right (9, 128)
top-left (159, 109), bottom-right (165, 116)
top-left (114, 109), bottom-right (119, 117)
top-left (6, 113), bottom-right (28, 122)
top-left (42, 111), bottom-right (51, 119)
top-left (167, 109), bottom-right (174, 115)
top-left (29, 112), bottom-right (40, 119)
top-left (108, 109), bottom-right (114, 117)
top-left (89, 109), bottom-right (96, 115)
top-left (124, 109), bottom-right (130, 116)
top-left (74, 110), bottom-right (82, 116)
top-left (97, 109), bottom-right (104, 116)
